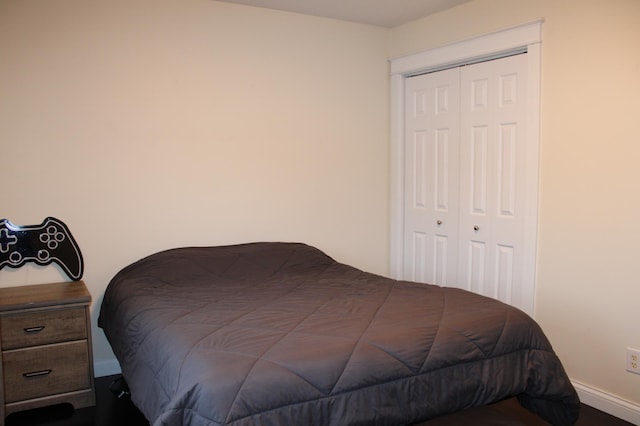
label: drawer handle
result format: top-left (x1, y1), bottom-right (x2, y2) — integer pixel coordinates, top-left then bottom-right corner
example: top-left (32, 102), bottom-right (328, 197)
top-left (24, 326), bottom-right (45, 333)
top-left (23, 369), bottom-right (52, 378)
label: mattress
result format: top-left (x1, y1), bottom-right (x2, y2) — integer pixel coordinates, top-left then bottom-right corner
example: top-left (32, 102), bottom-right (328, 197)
top-left (98, 242), bottom-right (580, 425)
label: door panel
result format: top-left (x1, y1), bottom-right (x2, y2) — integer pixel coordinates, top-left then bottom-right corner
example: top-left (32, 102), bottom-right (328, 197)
top-left (458, 54), bottom-right (527, 305)
top-left (403, 68), bottom-right (460, 286)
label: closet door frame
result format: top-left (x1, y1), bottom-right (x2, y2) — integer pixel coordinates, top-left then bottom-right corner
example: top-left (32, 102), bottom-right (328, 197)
top-left (389, 20), bottom-right (543, 316)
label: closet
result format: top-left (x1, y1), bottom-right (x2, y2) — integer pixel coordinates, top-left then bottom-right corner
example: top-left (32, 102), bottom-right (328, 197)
top-left (403, 53), bottom-right (531, 310)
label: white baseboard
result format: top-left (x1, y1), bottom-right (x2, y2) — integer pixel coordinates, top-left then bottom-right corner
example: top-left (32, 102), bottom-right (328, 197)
top-left (572, 380), bottom-right (640, 425)
top-left (94, 358), bottom-right (122, 378)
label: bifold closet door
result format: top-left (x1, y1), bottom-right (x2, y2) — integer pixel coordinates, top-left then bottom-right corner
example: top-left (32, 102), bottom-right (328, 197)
top-left (457, 53), bottom-right (528, 304)
top-left (403, 67), bottom-right (460, 286)
top-left (403, 53), bottom-right (529, 308)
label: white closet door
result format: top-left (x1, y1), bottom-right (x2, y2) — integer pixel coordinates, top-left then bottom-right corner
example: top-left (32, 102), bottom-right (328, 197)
top-left (403, 68), bottom-right (460, 286)
top-left (403, 53), bottom-right (530, 310)
top-left (457, 54), bottom-right (528, 306)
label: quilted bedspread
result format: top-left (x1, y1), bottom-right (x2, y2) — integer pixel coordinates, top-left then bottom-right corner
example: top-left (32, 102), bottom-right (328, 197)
top-left (98, 242), bottom-right (580, 425)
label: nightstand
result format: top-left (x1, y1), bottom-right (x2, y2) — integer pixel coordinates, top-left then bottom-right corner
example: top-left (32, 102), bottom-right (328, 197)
top-left (0, 281), bottom-right (96, 423)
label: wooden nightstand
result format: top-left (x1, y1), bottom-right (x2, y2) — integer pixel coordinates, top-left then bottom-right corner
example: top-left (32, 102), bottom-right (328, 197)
top-left (0, 281), bottom-right (96, 423)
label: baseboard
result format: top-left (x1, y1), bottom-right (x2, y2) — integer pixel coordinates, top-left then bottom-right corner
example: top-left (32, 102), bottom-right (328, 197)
top-left (572, 380), bottom-right (640, 425)
top-left (94, 358), bottom-right (122, 378)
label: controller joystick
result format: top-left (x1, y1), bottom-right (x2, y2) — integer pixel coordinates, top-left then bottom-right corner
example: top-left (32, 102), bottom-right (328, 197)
top-left (0, 217), bottom-right (84, 280)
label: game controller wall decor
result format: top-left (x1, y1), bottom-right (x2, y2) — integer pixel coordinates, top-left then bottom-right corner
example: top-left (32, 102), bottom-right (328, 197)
top-left (0, 217), bottom-right (84, 281)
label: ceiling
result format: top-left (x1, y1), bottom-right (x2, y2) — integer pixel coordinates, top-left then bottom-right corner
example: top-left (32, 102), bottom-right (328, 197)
top-left (215, 0), bottom-right (472, 28)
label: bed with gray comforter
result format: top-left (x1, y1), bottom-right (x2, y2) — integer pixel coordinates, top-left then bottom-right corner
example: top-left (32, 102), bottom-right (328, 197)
top-left (98, 242), bottom-right (580, 425)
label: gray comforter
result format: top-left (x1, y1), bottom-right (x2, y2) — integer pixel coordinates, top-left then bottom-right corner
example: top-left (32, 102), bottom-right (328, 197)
top-left (99, 242), bottom-right (580, 425)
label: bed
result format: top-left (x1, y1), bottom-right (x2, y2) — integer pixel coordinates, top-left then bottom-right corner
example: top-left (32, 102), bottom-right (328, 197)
top-left (98, 242), bottom-right (580, 425)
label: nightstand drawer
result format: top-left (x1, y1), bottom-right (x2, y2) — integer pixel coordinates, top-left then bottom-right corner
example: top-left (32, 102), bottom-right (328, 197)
top-left (0, 307), bottom-right (87, 350)
top-left (2, 340), bottom-right (91, 403)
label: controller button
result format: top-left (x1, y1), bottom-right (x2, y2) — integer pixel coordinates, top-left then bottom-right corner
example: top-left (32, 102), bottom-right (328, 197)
top-left (40, 226), bottom-right (65, 248)
top-left (9, 251), bottom-right (22, 264)
top-left (38, 250), bottom-right (50, 261)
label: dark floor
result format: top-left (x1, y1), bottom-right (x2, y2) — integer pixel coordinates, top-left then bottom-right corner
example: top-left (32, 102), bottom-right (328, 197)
top-left (4, 375), bottom-right (634, 426)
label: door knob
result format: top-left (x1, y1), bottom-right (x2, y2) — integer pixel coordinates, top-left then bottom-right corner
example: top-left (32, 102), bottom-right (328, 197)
top-left (436, 220), bottom-right (442, 225)
top-left (473, 225), bottom-right (479, 231)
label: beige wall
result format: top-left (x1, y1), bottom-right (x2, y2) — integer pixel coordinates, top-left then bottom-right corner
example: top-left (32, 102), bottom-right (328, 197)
top-left (0, 0), bottom-right (390, 366)
top-left (2, 0), bottom-right (639, 413)
top-left (391, 0), bottom-right (640, 406)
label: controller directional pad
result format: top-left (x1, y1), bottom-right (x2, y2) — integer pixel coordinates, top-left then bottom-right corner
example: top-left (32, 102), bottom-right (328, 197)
top-left (0, 228), bottom-right (18, 253)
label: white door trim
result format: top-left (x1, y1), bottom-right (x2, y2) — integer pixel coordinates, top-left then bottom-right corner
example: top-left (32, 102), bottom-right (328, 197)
top-left (389, 20), bottom-right (543, 316)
